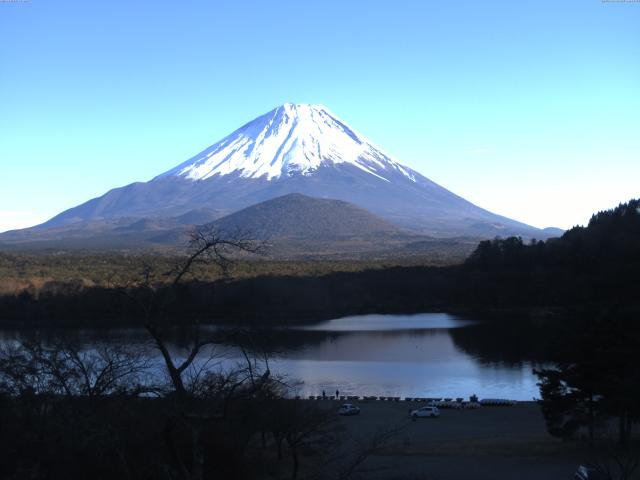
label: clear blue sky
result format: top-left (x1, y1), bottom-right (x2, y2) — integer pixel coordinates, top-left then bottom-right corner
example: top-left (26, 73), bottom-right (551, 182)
top-left (1, 0), bottom-right (638, 232)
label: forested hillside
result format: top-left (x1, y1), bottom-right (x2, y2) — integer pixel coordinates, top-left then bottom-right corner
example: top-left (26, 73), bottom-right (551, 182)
top-left (462, 199), bottom-right (640, 306)
top-left (0, 200), bottom-right (638, 327)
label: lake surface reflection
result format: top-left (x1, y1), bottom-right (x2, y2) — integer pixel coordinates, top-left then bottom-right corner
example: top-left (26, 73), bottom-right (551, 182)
top-left (270, 314), bottom-right (543, 400)
top-left (0, 313), bottom-right (547, 400)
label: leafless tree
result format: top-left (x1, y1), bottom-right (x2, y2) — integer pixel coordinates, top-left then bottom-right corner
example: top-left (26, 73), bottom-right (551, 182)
top-left (125, 225), bottom-right (265, 398)
top-left (171, 225), bottom-right (265, 284)
top-left (120, 225), bottom-right (271, 480)
top-left (328, 423), bottom-right (408, 480)
top-left (586, 447), bottom-right (640, 480)
top-left (277, 399), bottom-right (334, 480)
top-left (0, 340), bottom-right (150, 397)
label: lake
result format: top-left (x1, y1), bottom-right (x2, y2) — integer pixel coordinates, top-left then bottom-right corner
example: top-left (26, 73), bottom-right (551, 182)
top-left (0, 313), bottom-right (549, 400)
top-left (273, 313), bottom-right (546, 400)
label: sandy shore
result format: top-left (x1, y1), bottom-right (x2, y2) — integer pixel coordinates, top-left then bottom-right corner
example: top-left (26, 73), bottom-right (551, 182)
top-left (316, 399), bottom-right (585, 480)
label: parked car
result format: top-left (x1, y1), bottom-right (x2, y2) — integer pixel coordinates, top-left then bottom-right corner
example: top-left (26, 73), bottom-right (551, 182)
top-left (338, 403), bottom-right (360, 416)
top-left (574, 465), bottom-right (608, 480)
top-left (410, 406), bottom-right (440, 418)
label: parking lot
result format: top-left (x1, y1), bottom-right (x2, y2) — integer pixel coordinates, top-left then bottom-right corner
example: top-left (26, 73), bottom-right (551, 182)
top-left (322, 400), bottom-right (585, 480)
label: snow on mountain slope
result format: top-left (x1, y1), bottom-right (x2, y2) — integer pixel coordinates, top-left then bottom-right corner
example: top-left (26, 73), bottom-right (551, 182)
top-left (157, 103), bottom-right (416, 183)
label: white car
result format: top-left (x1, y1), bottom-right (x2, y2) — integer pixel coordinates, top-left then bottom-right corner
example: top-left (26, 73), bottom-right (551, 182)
top-left (410, 406), bottom-right (440, 418)
top-left (338, 403), bottom-right (360, 416)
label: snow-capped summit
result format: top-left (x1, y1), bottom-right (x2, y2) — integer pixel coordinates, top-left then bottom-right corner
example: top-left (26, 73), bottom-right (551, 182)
top-left (158, 103), bottom-right (416, 183)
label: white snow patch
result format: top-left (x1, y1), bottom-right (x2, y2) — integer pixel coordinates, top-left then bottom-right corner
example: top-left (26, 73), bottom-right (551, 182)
top-left (159, 103), bottom-right (417, 183)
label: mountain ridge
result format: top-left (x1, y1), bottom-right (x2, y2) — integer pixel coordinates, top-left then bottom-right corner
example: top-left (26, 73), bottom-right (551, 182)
top-left (3, 103), bottom-right (561, 242)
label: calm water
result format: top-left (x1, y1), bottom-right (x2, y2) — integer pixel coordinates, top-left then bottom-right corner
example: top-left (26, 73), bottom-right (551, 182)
top-left (271, 314), bottom-right (544, 400)
top-left (0, 313), bottom-right (548, 400)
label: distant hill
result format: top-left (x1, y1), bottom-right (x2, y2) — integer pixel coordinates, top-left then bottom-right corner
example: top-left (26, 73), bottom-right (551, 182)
top-left (211, 193), bottom-right (401, 239)
top-left (542, 227), bottom-right (565, 237)
top-left (0, 193), bottom-right (479, 262)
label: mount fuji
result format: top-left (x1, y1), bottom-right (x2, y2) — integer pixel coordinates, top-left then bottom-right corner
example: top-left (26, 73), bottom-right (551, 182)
top-left (2, 103), bottom-right (559, 249)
